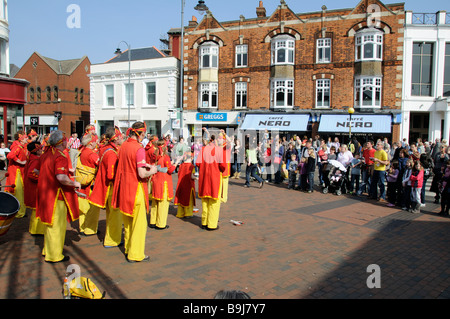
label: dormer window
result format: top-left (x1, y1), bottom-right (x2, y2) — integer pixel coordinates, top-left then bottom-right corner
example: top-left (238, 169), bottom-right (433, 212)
top-left (199, 42), bottom-right (219, 69)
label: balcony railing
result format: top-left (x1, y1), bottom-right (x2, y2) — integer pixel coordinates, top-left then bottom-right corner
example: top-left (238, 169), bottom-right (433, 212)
top-left (412, 13), bottom-right (437, 25)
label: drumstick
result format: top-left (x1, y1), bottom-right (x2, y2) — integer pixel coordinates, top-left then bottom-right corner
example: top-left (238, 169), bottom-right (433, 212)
top-left (75, 190), bottom-right (87, 198)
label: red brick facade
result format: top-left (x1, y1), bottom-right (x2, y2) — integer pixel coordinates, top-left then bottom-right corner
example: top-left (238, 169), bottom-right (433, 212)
top-left (170, 0), bottom-right (404, 141)
top-left (14, 52), bottom-right (91, 135)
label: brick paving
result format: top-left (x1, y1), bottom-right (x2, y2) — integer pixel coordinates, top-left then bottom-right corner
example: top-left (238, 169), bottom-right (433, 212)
top-left (1, 169), bottom-right (450, 299)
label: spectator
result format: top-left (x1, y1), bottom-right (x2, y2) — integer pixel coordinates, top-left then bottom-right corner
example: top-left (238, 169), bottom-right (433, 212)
top-left (0, 142), bottom-right (10, 170)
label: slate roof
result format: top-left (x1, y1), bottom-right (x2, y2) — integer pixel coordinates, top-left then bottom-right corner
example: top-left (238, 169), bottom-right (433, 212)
top-left (106, 46), bottom-right (167, 63)
top-left (35, 52), bottom-right (88, 75)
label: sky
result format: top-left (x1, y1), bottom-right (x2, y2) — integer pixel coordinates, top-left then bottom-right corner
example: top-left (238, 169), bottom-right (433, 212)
top-left (8, 0), bottom-right (449, 68)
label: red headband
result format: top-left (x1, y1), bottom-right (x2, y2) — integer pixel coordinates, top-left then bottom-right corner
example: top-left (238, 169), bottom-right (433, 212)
top-left (111, 126), bottom-right (123, 141)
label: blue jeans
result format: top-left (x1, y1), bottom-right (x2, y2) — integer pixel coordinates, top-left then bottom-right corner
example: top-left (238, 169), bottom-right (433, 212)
top-left (245, 163), bottom-right (263, 186)
top-left (370, 170), bottom-right (386, 200)
top-left (307, 172), bottom-right (315, 191)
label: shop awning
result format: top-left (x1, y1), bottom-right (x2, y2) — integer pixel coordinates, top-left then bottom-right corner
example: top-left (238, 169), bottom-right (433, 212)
top-left (240, 114), bottom-right (309, 131)
top-left (318, 114), bottom-right (392, 134)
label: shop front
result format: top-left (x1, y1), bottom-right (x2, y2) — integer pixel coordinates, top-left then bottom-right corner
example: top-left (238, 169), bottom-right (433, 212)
top-left (0, 77), bottom-right (29, 145)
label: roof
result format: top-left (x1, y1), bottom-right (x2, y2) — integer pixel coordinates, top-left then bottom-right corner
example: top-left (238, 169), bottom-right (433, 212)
top-left (105, 46), bottom-right (167, 63)
top-left (35, 52), bottom-right (88, 75)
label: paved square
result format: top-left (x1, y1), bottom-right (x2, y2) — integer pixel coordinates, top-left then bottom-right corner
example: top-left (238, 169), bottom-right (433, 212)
top-left (1, 170), bottom-right (450, 299)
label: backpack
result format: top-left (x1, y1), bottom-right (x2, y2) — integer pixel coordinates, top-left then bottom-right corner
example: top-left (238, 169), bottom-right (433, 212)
top-left (63, 276), bottom-right (106, 299)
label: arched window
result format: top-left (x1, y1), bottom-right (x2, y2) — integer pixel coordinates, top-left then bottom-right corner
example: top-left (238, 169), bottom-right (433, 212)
top-left (355, 28), bottom-right (383, 62)
top-left (53, 86), bottom-right (59, 101)
top-left (271, 35), bottom-right (295, 65)
top-left (29, 87), bottom-right (35, 103)
top-left (46, 86), bottom-right (51, 102)
top-left (36, 87), bottom-right (41, 102)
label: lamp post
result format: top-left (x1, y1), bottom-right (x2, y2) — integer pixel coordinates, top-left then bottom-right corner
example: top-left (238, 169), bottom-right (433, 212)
top-left (115, 41), bottom-right (131, 128)
top-left (348, 106), bottom-right (355, 142)
top-left (179, 0), bottom-right (209, 139)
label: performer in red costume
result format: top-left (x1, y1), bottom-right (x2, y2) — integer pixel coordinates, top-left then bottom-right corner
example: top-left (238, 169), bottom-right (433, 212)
top-left (89, 126), bottom-right (124, 248)
top-left (196, 134), bottom-right (227, 230)
top-left (174, 152), bottom-right (197, 219)
top-left (112, 122), bottom-right (157, 263)
top-left (6, 131), bottom-right (28, 218)
top-left (36, 130), bottom-right (81, 263)
top-left (24, 142), bottom-right (45, 235)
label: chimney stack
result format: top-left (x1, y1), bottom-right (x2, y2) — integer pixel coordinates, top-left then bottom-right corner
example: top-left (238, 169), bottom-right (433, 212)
top-left (189, 16), bottom-right (198, 27)
top-left (256, 1), bottom-right (266, 18)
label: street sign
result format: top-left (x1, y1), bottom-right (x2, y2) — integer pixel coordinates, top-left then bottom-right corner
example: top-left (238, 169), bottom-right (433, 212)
top-left (30, 116), bottom-right (39, 126)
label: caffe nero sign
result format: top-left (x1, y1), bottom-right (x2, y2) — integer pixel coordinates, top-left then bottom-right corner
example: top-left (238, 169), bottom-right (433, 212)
top-left (240, 114), bottom-right (310, 131)
top-left (318, 114), bottom-right (391, 134)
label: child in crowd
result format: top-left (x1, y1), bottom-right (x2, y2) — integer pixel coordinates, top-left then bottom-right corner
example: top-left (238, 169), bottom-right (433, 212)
top-left (298, 157), bottom-right (307, 191)
top-left (386, 162), bottom-right (399, 207)
top-left (306, 148), bottom-right (316, 193)
top-left (409, 160), bottom-right (424, 213)
top-left (174, 152), bottom-right (198, 219)
top-left (401, 159), bottom-right (414, 211)
top-left (330, 169), bottom-right (343, 183)
top-left (349, 154), bottom-right (362, 194)
top-left (287, 153), bottom-right (298, 190)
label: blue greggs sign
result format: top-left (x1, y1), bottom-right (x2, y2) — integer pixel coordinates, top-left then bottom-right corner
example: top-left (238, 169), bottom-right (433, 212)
top-left (196, 113), bottom-right (227, 122)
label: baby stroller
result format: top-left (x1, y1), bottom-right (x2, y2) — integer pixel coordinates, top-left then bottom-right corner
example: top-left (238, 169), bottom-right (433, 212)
top-left (322, 160), bottom-right (348, 196)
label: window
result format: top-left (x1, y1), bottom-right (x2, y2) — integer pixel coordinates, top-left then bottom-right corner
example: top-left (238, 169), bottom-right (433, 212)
top-left (46, 86), bottom-right (51, 102)
top-left (29, 87), bottom-right (35, 103)
top-left (271, 79), bottom-right (294, 108)
top-left (235, 82), bottom-right (247, 108)
top-left (444, 43), bottom-right (450, 97)
top-left (355, 28), bottom-right (383, 62)
top-left (316, 79), bottom-right (330, 108)
top-left (125, 83), bottom-right (134, 106)
top-left (36, 87), bottom-right (41, 103)
top-left (53, 86), bottom-right (59, 102)
top-left (236, 45), bottom-right (248, 68)
top-left (80, 89), bottom-right (84, 104)
top-left (74, 88), bottom-right (79, 103)
top-left (200, 42), bottom-right (219, 68)
top-left (317, 38), bottom-right (331, 63)
top-left (355, 77), bottom-right (382, 108)
top-left (199, 83), bottom-right (218, 108)
top-left (271, 35), bottom-right (295, 65)
top-left (146, 82), bottom-right (156, 105)
top-left (411, 42), bottom-right (434, 96)
top-left (105, 84), bottom-right (114, 107)
top-left (0, 39), bottom-right (6, 75)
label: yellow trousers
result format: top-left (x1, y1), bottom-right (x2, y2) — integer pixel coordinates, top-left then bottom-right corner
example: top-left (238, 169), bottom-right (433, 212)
top-left (42, 200), bottom-right (68, 262)
top-left (201, 177), bottom-right (222, 229)
top-left (14, 170), bottom-right (26, 218)
top-left (29, 208), bottom-right (45, 235)
top-left (221, 176), bottom-right (229, 203)
top-left (150, 184), bottom-right (170, 228)
top-left (123, 185), bottom-right (148, 261)
top-left (176, 193), bottom-right (194, 219)
top-left (78, 196), bottom-right (100, 235)
top-left (103, 189), bottom-right (123, 247)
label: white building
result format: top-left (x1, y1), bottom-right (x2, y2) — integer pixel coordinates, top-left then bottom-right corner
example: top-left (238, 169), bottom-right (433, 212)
top-left (401, 11), bottom-right (450, 143)
top-left (89, 47), bottom-right (180, 137)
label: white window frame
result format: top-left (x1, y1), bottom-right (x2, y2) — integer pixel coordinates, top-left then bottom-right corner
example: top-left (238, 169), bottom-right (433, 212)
top-left (316, 79), bottom-right (331, 108)
top-left (235, 44), bottom-right (248, 68)
top-left (199, 42), bottom-right (219, 69)
top-left (199, 82), bottom-right (218, 109)
top-left (144, 81), bottom-right (157, 107)
top-left (355, 28), bottom-right (383, 62)
top-left (271, 35), bottom-right (295, 66)
top-left (104, 84), bottom-right (115, 108)
top-left (271, 79), bottom-right (294, 108)
top-left (316, 38), bottom-right (332, 63)
top-left (235, 82), bottom-right (247, 109)
top-left (354, 76), bottom-right (382, 108)
top-left (123, 82), bottom-right (135, 108)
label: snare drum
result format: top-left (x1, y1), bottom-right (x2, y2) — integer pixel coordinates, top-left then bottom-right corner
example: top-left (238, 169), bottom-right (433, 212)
top-left (0, 191), bottom-right (20, 236)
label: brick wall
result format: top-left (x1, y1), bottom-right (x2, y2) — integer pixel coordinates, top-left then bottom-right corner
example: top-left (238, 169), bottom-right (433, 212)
top-left (14, 52), bottom-right (91, 135)
top-left (177, 0), bottom-right (404, 114)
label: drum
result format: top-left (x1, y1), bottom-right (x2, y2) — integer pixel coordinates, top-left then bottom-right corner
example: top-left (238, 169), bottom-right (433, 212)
top-left (0, 191), bottom-right (20, 236)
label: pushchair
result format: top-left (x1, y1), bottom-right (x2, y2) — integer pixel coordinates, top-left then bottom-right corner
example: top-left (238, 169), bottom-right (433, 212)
top-left (322, 160), bottom-right (348, 196)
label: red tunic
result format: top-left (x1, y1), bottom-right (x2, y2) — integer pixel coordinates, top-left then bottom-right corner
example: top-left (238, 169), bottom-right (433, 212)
top-left (196, 143), bottom-right (227, 199)
top-left (222, 142), bottom-right (232, 178)
top-left (24, 153), bottom-right (40, 209)
top-left (6, 141), bottom-right (27, 193)
top-left (36, 147), bottom-right (79, 225)
top-left (151, 153), bottom-right (176, 201)
top-left (145, 143), bottom-right (157, 165)
top-left (174, 162), bottom-right (196, 207)
top-left (89, 143), bottom-right (119, 208)
top-left (78, 147), bottom-right (100, 197)
top-left (111, 138), bottom-right (149, 217)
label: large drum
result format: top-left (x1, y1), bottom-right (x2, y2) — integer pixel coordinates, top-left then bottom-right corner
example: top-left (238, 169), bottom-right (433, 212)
top-left (0, 191), bottom-right (20, 236)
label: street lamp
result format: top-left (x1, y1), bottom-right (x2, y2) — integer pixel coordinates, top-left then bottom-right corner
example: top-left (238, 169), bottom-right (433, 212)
top-left (179, 0), bottom-right (209, 139)
top-left (115, 41), bottom-right (132, 128)
top-left (348, 106), bottom-right (355, 142)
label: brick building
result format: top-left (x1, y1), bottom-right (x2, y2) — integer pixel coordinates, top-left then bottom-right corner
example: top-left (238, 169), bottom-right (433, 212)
top-left (14, 52), bottom-right (91, 136)
top-left (168, 0), bottom-right (405, 143)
